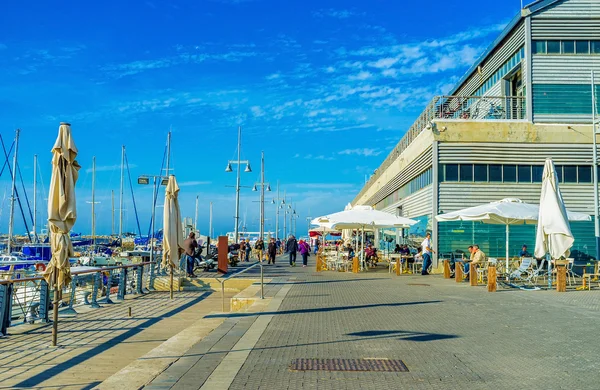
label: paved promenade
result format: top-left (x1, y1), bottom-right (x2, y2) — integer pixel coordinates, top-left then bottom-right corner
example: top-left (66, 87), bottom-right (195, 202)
top-left (2, 258), bottom-right (600, 389)
top-left (143, 262), bottom-right (600, 390)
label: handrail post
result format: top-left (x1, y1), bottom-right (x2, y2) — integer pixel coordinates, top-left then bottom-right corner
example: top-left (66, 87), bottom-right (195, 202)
top-left (149, 261), bottom-right (156, 291)
top-left (118, 268), bottom-right (126, 300)
top-left (39, 279), bottom-right (50, 323)
top-left (0, 283), bottom-right (12, 336)
top-left (91, 272), bottom-right (101, 308)
top-left (221, 281), bottom-right (225, 312)
top-left (136, 265), bottom-right (144, 295)
top-left (62, 275), bottom-right (79, 315)
top-left (260, 264), bottom-right (264, 299)
top-left (105, 272), bottom-right (114, 304)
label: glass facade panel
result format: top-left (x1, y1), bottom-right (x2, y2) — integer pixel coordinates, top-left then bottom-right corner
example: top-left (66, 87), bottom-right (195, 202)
top-left (563, 165), bottom-right (577, 183)
top-left (592, 41), bottom-right (600, 54)
top-left (532, 166), bottom-right (543, 183)
top-left (576, 40), bottom-right (590, 54)
top-left (555, 165), bottom-right (563, 182)
top-left (445, 164), bottom-right (458, 182)
top-left (578, 166), bottom-right (592, 183)
top-left (489, 164), bottom-right (502, 182)
top-left (460, 164), bottom-right (473, 182)
top-left (547, 40), bottom-right (561, 54)
top-left (518, 165), bottom-right (531, 182)
top-left (474, 164), bottom-right (488, 182)
top-left (503, 165), bottom-right (517, 182)
top-left (561, 40), bottom-right (575, 54)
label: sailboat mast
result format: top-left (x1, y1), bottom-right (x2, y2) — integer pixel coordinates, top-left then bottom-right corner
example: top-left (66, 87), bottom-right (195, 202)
top-left (194, 195), bottom-right (199, 233)
top-left (209, 202), bottom-right (213, 239)
top-left (119, 145), bottom-right (124, 242)
top-left (92, 156), bottom-right (96, 246)
top-left (7, 129), bottom-right (19, 254)
top-left (111, 190), bottom-right (115, 236)
top-left (166, 130), bottom-right (171, 176)
top-left (33, 154), bottom-right (37, 243)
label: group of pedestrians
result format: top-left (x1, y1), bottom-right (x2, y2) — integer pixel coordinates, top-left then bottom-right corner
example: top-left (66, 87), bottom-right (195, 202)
top-left (237, 236), bottom-right (312, 267)
top-left (284, 235), bottom-right (311, 267)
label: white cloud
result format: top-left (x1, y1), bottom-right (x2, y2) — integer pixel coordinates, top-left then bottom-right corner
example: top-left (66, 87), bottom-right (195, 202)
top-left (85, 164), bottom-right (137, 173)
top-left (348, 71), bottom-right (372, 81)
top-left (0, 43), bottom-right (7, 50)
top-left (313, 9), bottom-right (363, 19)
top-left (250, 106), bottom-right (265, 117)
top-left (367, 57), bottom-right (398, 69)
top-left (178, 181), bottom-right (212, 187)
top-left (338, 148), bottom-right (383, 157)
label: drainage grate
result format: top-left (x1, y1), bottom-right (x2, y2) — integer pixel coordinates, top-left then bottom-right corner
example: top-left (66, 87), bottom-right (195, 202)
top-left (290, 358), bottom-right (408, 372)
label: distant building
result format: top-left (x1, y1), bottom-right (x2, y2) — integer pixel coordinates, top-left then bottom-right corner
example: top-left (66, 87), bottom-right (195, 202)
top-left (352, 0), bottom-right (600, 264)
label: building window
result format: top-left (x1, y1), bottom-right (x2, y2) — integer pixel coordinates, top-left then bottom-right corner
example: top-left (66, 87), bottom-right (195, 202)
top-left (563, 165), bottom-right (577, 183)
top-left (578, 166), bottom-right (592, 183)
top-left (445, 164), bottom-right (459, 181)
top-left (547, 40), bottom-right (561, 54)
top-left (555, 165), bottom-right (563, 182)
top-left (503, 165), bottom-right (517, 182)
top-left (533, 41), bottom-right (546, 54)
top-left (576, 40), bottom-right (590, 54)
top-left (474, 164), bottom-right (488, 182)
top-left (518, 165), bottom-right (532, 182)
top-left (561, 40), bottom-right (575, 54)
top-left (592, 41), bottom-right (600, 54)
top-left (460, 164), bottom-right (473, 182)
top-left (533, 166), bottom-right (544, 183)
top-left (489, 164), bottom-right (502, 182)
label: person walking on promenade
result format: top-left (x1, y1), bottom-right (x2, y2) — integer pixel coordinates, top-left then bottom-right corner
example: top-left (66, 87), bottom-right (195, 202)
top-left (245, 240), bottom-right (252, 261)
top-left (183, 232), bottom-right (198, 278)
top-left (255, 238), bottom-right (265, 262)
top-left (313, 239), bottom-right (319, 254)
top-left (286, 235), bottom-right (298, 267)
top-left (268, 238), bottom-right (277, 265)
top-left (276, 238), bottom-right (282, 255)
top-left (421, 232), bottom-right (435, 276)
top-left (239, 239), bottom-right (247, 262)
top-left (298, 239), bottom-right (310, 267)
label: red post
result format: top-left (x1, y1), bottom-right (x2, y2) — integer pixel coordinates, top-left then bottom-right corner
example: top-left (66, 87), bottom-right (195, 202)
top-left (218, 236), bottom-right (228, 275)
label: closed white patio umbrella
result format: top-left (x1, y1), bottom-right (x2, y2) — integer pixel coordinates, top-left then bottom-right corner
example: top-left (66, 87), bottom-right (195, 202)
top-left (163, 175), bottom-right (184, 299)
top-left (535, 159), bottom-right (575, 287)
top-left (43, 123), bottom-right (80, 346)
top-left (436, 197), bottom-right (590, 272)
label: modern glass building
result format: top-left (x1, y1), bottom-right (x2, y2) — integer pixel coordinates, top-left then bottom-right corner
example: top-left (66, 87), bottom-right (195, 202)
top-left (352, 0), bottom-right (600, 265)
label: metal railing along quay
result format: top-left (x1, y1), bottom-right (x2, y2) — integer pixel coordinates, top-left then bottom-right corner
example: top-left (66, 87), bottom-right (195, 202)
top-left (0, 261), bottom-right (157, 337)
top-left (218, 262), bottom-right (264, 312)
top-left (356, 95), bottom-right (527, 202)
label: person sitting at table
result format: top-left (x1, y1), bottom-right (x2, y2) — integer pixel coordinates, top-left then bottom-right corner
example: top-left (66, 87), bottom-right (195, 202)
top-left (519, 244), bottom-right (531, 258)
top-left (394, 244), bottom-right (401, 254)
top-left (464, 245), bottom-right (486, 281)
top-left (401, 245), bottom-right (411, 255)
top-left (365, 244), bottom-right (378, 266)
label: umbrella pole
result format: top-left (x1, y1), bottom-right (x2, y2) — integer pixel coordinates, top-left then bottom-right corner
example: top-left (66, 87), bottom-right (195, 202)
top-left (51, 272), bottom-right (59, 346)
top-left (506, 225), bottom-right (510, 278)
top-left (170, 265), bottom-right (174, 300)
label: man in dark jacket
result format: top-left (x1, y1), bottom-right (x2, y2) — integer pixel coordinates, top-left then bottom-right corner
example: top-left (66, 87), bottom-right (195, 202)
top-left (267, 238), bottom-right (277, 265)
top-left (183, 232), bottom-right (198, 277)
top-left (286, 235), bottom-right (298, 267)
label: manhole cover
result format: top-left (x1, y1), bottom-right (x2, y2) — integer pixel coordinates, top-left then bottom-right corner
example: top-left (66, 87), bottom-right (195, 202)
top-left (289, 358), bottom-right (408, 372)
top-left (407, 283), bottom-right (430, 287)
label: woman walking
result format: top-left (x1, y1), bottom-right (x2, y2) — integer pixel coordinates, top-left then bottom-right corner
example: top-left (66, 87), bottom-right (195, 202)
top-left (298, 239), bottom-right (311, 268)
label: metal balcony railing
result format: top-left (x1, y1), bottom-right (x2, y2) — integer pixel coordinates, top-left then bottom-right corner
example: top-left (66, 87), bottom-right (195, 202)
top-left (354, 95), bottom-right (527, 203)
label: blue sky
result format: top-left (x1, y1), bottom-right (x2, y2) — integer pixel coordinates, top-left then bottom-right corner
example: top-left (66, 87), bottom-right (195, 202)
top-left (0, 0), bottom-right (520, 238)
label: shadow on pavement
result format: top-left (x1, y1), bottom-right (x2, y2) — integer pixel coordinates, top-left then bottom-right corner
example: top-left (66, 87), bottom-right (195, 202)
top-left (265, 278), bottom-right (382, 285)
top-left (204, 300), bottom-right (442, 319)
top-left (12, 293), bottom-right (209, 388)
top-left (347, 330), bottom-right (457, 342)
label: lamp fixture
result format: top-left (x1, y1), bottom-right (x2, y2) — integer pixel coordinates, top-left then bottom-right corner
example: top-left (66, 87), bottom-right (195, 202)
top-left (252, 185), bottom-right (258, 192)
top-left (225, 163), bottom-right (233, 172)
top-left (244, 163), bottom-right (252, 172)
top-left (266, 184), bottom-right (272, 192)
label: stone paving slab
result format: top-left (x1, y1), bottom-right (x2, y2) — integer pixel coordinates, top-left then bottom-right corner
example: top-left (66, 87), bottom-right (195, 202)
top-left (0, 291), bottom-right (234, 390)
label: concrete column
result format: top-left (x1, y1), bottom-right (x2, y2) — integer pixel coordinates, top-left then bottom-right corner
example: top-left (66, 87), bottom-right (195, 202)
top-left (432, 140), bottom-right (440, 268)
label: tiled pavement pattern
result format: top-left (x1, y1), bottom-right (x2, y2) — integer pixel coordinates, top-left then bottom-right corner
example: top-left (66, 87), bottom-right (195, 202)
top-left (145, 261), bottom-right (600, 390)
top-left (0, 291), bottom-right (230, 389)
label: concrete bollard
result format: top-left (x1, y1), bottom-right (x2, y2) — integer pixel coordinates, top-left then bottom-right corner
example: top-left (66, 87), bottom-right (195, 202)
top-left (443, 260), bottom-right (451, 279)
top-left (456, 263), bottom-right (463, 282)
top-left (556, 265), bottom-right (567, 292)
top-left (352, 257), bottom-right (359, 273)
top-left (487, 266), bottom-right (497, 292)
top-left (396, 258), bottom-right (401, 276)
top-left (469, 263), bottom-right (478, 286)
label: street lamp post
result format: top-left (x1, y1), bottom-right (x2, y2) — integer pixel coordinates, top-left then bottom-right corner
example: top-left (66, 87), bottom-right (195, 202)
top-left (138, 174), bottom-right (169, 284)
top-left (252, 151), bottom-right (271, 239)
top-left (226, 126), bottom-right (251, 243)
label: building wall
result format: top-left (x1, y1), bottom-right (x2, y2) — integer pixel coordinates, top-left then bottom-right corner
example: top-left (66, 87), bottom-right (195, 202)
top-left (530, 0), bottom-right (600, 123)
